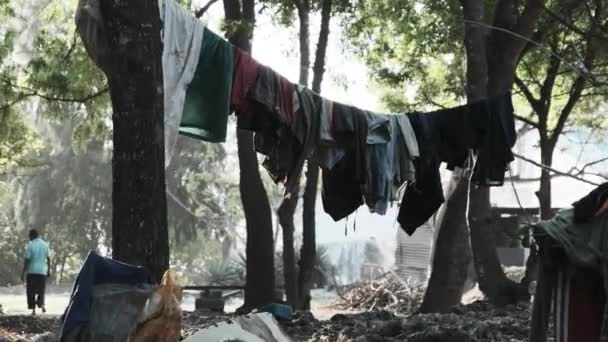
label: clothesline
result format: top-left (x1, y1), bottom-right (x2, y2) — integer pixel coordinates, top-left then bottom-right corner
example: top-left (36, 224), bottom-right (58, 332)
top-left (76, 0), bottom-right (520, 236)
top-left (166, 2), bottom-right (518, 236)
top-left (508, 166), bottom-right (535, 226)
top-left (230, 41), bottom-right (517, 235)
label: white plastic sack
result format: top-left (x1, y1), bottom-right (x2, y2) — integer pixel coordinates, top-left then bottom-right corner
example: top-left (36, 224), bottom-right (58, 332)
top-left (182, 313), bottom-right (292, 342)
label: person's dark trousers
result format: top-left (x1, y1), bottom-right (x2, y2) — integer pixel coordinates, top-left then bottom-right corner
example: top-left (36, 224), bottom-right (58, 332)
top-left (26, 274), bottom-right (46, 309)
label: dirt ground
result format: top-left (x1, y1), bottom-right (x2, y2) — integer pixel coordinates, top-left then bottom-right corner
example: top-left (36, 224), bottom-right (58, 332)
top-left (0, 284), bottom-right (536, 342)
top-left (0, 287), bottom-right (349, 341)
top-left (0, 301), bottom-right (535, 342)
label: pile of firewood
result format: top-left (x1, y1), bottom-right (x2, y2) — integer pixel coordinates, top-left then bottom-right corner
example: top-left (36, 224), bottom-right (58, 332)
top-left (334, 272), bottom-right (424, 315)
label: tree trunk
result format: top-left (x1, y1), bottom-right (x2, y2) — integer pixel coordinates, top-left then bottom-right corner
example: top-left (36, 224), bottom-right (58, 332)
top-left (419, 172), bottom-right (472, 313)
top-left (273, 215), bottom-right (280, 248)
top-left (310, 0), bottom-right (331, 94)
top-left (470, 187), bottom-right (527, 304)
top-left (59, 255), bottom-right (67, 285)
top-left (459, 0), bottom-right (527, 306)
top-left (223, 0), bottom-right (275, 310)
top-left (277, 0), bottom-right (312, 309)
top-left (237, 129), bottom-right (276, 309)
top-left (536, 146), bottom-right (554, 220)
top-left (297, 0), bottom-right (332, 311)
top-left (298, 160), bottom-right (318, 310)
top-left (278, 195), bottom-right (299, 308)
top-left (222, 236), bottom-right (233, 263)
top-left (460, 0), bottom-right (491, 299)
top-left (461, 0), bottom-right (544, 306)
top-left (295, 0), bottom-right (311, 85)
top-left (100, 0), bottom-right (169, 283)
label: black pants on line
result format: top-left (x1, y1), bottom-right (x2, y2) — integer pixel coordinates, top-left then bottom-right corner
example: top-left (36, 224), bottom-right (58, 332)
top-left (26, 274), bottom-right (46, 310)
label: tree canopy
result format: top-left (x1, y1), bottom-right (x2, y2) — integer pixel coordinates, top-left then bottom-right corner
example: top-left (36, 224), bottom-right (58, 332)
top-left (0, 0), bottom-right (247, 285)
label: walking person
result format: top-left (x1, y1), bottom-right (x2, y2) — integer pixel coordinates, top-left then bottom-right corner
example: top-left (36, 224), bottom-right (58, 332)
top-left (21, 229), bottom-right (50, 315)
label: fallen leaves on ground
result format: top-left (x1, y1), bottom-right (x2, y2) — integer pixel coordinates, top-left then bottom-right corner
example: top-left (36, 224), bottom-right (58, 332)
top-left (0, 289), bottom-right (544, 342)
top-left (283, 302), bottom-right (533, 342)
top-left (0, 316), bottom-right (59, 341)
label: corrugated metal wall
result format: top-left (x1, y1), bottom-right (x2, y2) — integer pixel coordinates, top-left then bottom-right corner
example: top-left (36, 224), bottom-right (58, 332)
top-left (394, 222), bottom-right (433, 284)
top-left (393, 208), bottom-right (538, 285)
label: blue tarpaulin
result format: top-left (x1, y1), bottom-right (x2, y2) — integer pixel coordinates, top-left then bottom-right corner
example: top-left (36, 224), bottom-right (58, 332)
top-left (59, 251), bottom-right (152, 341)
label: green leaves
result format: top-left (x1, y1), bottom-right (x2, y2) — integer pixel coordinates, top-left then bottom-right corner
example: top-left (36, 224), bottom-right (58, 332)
top-left (0, 111), bottom-right (46, 169)
top-left (0, 0), bottom-right (109, 167)
top-left (514, 0), bottom-right (608, 139)
top-left (344, 0), bottom-right (467, 109)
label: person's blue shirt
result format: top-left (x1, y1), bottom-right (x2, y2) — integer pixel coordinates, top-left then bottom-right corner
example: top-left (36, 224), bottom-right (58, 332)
top-left (25, 238), bottom-right (49, 275)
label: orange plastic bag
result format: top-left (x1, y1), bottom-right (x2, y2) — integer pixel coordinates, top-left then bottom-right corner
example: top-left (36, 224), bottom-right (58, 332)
top-left (129, 269), bottom-right (182, 342)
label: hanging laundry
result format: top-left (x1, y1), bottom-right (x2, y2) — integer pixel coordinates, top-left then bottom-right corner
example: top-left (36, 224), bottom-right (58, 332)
top-left (363, 114), bottom-right (419, 215)
top-left (158, 0), bottom-right (205, 167)
top-left (179, 28), bottom-right (234, 143)
top-left (529, 207), bottom-right (608, 342)
top-left (398, 111), bottom-right (443, 235)
top-left (314, 99), bottom-right (345, 170)
top-left (230, 48), bottom-right (301, 185)
top-left (235, 80), bottom-right (300, 186)
top-left (77, 0), bottom-right (519, 234)
top-left (362, 113), bottom-right (391, 214)
top-left (251, 65), bottom-right (297, 125)
top-left (552, 267), bottom-right (605, 342)
top-left (472, 93), bottom-right (517, 186)
top-left (257, 125), bottom-right (302, 186)
top-left (395, 114), bottom-right (420, 183)
top-left (595, 197), bottom-right (608, 219)
top-left (231, 48), bottom-right (261, 124)
top-left (572, 182), bottom-right (608, 223)
top-left (282, 85), bottom-right (324, 196)
top-left (320, 103), bottom-right (369, 221)
top-left (240, 69), bottom-right (331, 197)
top-left (322, 152), bottom-right (365, 221)
top-left (248, 84), bottom-right (325, 197)
top-left (433, 102), bottom-right (483, 171)
top-left (238, 66), bottom-right (302, 193)
top-left (75, 0), bottom-right (208, 167)
top-left (398, 92), bottom-right (516, 235)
